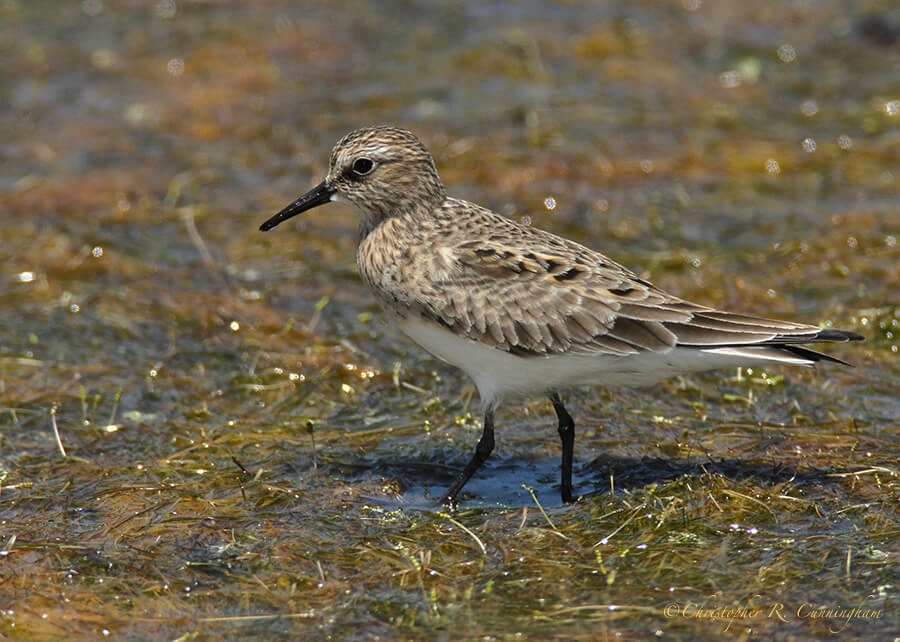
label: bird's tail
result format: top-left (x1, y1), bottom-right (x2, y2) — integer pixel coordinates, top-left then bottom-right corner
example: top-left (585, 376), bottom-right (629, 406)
top-left (701, 329), bottom-right (863, 367)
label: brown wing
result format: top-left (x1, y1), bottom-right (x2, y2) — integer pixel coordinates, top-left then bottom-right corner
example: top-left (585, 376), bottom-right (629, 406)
top-left (410, 213), bottom-right (832, 357)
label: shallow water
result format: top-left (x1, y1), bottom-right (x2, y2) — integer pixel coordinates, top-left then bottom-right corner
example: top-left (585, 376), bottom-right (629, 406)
top-left (1, 0), bottom-right (898, 639)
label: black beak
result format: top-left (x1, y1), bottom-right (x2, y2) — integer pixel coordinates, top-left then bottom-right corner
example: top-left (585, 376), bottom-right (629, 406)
top-left (259, 180), bottom-right (336, 231)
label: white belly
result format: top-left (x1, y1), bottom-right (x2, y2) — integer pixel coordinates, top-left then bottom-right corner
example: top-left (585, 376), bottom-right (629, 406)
top-left (398, 317), bottom-right (811, 408)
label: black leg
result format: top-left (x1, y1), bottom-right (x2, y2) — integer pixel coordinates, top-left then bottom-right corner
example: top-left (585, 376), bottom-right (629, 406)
top-left (439, 409), bottom-right (495, 507)
top-left (550, 393), bottom-right (575, 503)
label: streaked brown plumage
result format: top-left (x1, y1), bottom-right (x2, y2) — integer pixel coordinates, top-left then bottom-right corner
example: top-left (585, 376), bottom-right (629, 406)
top-left (261, 125), bottom-right (863, 506)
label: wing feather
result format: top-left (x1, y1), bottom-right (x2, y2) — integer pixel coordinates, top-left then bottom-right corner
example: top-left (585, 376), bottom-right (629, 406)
top-left (397, 202), bottom-right (858, 357)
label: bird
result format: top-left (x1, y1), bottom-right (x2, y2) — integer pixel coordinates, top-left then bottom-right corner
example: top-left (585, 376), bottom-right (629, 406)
top-left (260, 126), bottom-right (863, 507)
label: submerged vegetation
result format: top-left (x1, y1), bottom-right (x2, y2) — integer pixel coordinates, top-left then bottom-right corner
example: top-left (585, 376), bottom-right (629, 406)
top-left (1, 0), bottom-right (897, 638)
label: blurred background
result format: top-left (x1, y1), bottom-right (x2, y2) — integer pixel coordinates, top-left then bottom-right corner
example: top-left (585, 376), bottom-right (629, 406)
top-left (1, 0), bottom-right (897, 638)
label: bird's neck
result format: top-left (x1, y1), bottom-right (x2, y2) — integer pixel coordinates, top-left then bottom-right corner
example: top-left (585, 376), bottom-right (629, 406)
top-left (357, 194), bottom-right (447, 242)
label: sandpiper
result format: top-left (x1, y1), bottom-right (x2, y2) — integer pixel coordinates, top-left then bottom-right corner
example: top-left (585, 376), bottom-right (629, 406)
top-left (260, 126), bottom-right (862, 506)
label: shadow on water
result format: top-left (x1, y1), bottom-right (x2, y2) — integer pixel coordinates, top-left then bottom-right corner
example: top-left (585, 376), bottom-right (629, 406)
top-left (326, 452), bottom-right (852, 512)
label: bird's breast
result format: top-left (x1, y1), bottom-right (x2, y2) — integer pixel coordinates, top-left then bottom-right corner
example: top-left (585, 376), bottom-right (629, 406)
top-left (357, 217), bottom-right (421, 310)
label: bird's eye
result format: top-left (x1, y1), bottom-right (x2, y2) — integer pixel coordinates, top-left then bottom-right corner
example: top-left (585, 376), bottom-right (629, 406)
top-left (352, 158), bottom-right (374, 175)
